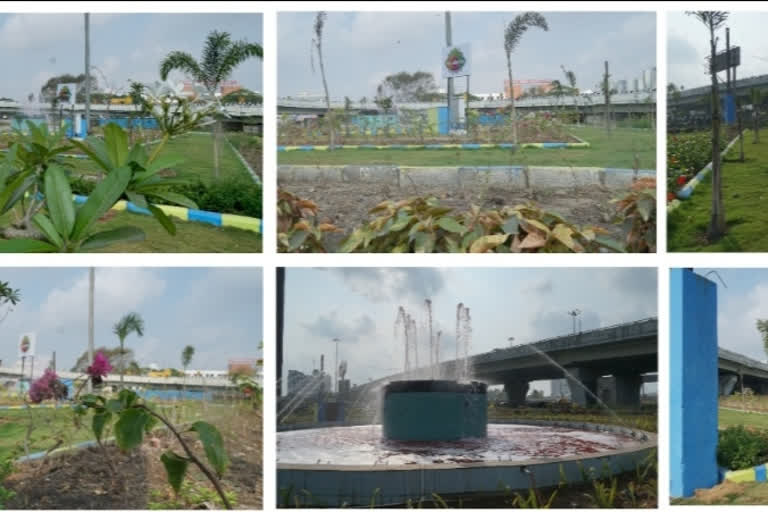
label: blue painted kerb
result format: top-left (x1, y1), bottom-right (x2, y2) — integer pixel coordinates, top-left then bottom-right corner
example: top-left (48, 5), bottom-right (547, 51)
top-left (670, 269), bottom-right (719, 497)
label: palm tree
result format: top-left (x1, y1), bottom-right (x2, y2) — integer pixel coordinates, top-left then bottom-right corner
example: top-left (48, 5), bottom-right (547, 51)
top-left (504, 12), bottom-right (549, 144)
top-left (160, 30), bottom-right (263, 179)
top-left (311, 12), bottom-right (334, 149)
top-left (561, 65), bottom-right (579, 124)
top-left (0, 281), bottom-right (20, 326)
top-left (113, 312), bottom-right (145, 387)
top-left (687, 11), bottom-right (729, 241)
top-left (181, 345), bottom-right (195, 396)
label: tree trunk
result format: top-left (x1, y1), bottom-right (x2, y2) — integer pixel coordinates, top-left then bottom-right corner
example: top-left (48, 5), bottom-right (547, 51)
top-left (317, 42), bottom-right (334, 150)
top-left (120, 339), bottom-right (125, 389)
top-left (604, 61), bottom-right (612, 135)
top-left (506, 53), bottom-right (518, 145)
top-left (213, 120), bottom-right (221, 180)
top-left (754, 109), bottom-right (760, 144)
top-left (708, 22), bottom-right (726, 240)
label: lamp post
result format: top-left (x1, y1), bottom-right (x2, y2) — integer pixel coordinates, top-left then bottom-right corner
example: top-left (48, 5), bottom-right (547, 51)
top-left (507, 336), bottom-right (515, 347)
top-left (332, 337), bottom-right (340, 393)
top-left (567, 309), bottom-right (581, 334)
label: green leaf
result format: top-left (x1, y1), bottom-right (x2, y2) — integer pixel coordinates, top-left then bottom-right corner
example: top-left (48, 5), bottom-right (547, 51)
top-left (118, 389), bottom-right (139, 408)
top-left (502, 217), bottom-right (520, 235)
top-left (161, 451), bottom-right (189, 495)
top-left (44, 165), bottom-right (76, 239)
top-left (126, 191), bottom-right (148, 209)
top-left (390, 212), bottom-right (412, 232)
top-left (636, 197), bottom-right (655, 222)
top-left (92, 411), bottom-right (112, 442)
top-left (71, 166), bottom-right (132, 242)
top-left (469, 234), bottom-right (509, 253)
top-left (32, 213), bottom-right (64, 249)
top-left (594, 235), bottom-right (627, 253)
top-left (71, 137), bottom-right (112, 172)
top-left (148, 204), bottom-right (177, 236)
top-left (0, 171), bottom-right (35, 214)
top-left (190, 421), bottom-right (229, 477)
top-left (114, 408), bottom-right (149, 451)
top-left (80, 226), bottom-right (146, 251)
top-left (0, 239), bottom-right (57, 253)
top-left (144, 190), bottom-right (198, 210)
top-left (288, 230), bottom-right (309, 251)
top-left (139, 155), bottom-right (185, 180)
top-left (436, 217), bottom-right (466, 234)
top-left (104, 123), bottom-right (130, 167)
top-left (413, 232), bottom-right (436, 253)
top-left (338, 229), bottom-right (365, 253)
top-left (105, 399), bottom-right (125, 414)
top-left (80, 394), bottom-right (104, 408)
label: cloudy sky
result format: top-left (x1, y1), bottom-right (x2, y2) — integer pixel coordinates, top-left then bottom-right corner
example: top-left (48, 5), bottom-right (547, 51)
top-left (0, 13), bottom-right (263, 100)
top-left (668, 11), bottom-right (768, 90)
top-left (694, 268), bottom-right (768, 362)
top-left (282, 268), bottom-right (657, 389)
top-left (278, 11), bottom-right (656, 99)
top-left (0, 268), bottom-right (262, 373)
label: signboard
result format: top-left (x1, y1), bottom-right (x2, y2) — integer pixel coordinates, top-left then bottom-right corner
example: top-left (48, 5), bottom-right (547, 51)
top-left (56, 83), bottom-right (78, 106)
top-left (18, 333), bottom-right (36, 358)
top-left (710, 46), bottom-right (741, 73)
top-left (442, 43), bottom-right (471, 79)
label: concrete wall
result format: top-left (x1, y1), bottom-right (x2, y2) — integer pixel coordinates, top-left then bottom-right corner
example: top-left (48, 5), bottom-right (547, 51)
top-left (670, 269), bottom-right (719, 497)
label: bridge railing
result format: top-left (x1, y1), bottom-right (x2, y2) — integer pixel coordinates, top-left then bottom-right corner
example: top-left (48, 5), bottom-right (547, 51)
top-left (719, 347), bottom-right (768, 373)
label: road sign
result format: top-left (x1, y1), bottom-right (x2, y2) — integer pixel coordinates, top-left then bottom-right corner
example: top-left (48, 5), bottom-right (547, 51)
top-left (18, 333), bottom-right (36, 358)
top-left (710, 46), bottom-right (741, 73)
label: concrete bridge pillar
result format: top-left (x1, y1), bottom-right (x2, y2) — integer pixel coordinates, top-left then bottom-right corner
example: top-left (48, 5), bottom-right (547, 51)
top-left (719, 374), bottom-right (738, 396)
top-left (503, 378), bottom-right (529, 406)
top-left (565, 367), bottom-right (599, 406)
top-left (613, 373), bottom-right (643, 407)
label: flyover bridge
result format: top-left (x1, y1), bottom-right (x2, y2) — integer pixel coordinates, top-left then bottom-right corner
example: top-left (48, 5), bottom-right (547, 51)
top-left (370, 318), bottom-right (658, 407)
top-left (0, 367), bottom-right (235, 391)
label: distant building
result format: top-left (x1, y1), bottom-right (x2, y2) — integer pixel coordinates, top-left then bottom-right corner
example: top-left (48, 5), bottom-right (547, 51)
top-left (287, 369), bottom-right (330, 396)
top-left (184, 369), bottom-right (229, 378)
top-left (220, 80), bottom-right (242, 96)
top-left (504, 79), bottom-right (554, 99)
top-left (228, 358), bottom-right (260, 377)
top-left (615, 80), bottom-right (628, 94)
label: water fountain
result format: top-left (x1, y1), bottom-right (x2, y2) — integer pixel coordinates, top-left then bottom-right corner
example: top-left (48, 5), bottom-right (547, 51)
top-left (278, 301), bottom-right (656, 506)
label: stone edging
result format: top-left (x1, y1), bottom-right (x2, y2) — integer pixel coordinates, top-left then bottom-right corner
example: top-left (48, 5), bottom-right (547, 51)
top-left (278, 141), bottom-right (590, 152)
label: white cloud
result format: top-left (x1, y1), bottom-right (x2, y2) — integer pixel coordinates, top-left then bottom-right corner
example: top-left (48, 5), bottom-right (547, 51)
top-left (0, 13), bottom-right (116, 51)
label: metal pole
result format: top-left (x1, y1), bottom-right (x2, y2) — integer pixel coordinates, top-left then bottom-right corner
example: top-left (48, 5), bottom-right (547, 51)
top-left (445, 12), bottom-right (453, 134)
top-left (84, 13), bottom-right (91, 136)
top-left (335, 339), bottom-right (339, 393)
top-left (276, 267), bottom-right (285, 398)
top-left (88, 267), bottom-right (94, 393)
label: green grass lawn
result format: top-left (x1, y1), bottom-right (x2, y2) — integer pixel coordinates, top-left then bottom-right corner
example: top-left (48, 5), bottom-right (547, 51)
top-left (719, 407), bottom-right (768, 430)
top-left (73, 132), bottom-right (252, 185)
top-left (0, 207), bottom-right (261, 253)
top-left (90, 211), bottom-right (262, 253)
top-left (278, 125), bottom-right (656, 169)
top-left (0, 401), bottom-right (206, 460)
top-left (669, 131), bottom-right (768, 251)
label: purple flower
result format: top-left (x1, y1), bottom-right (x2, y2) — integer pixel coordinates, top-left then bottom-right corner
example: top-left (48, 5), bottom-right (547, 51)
top-left (29, 368), bottom-right (67, 404)
top-left (87, 351), bottom-right (113, 378)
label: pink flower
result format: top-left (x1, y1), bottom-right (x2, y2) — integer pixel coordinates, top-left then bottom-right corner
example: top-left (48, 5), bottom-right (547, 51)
top-left (87, 351), bottom-right (113, 378)
top-left (29, 368), bottom-right (67, 404)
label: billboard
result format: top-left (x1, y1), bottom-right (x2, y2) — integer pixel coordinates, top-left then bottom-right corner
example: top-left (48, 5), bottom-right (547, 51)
top-left (442, 43), bottom-right (471, 79)
top-left (18, 332), bottom-right (36, 358)
top-left (56, 83), bottom-right (78, 106)
top-left (710, 47), bottom-right (741, 73)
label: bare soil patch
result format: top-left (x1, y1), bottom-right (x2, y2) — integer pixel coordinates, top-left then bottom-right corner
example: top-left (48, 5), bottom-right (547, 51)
top-left (282, 182), bottom-right (621, 250)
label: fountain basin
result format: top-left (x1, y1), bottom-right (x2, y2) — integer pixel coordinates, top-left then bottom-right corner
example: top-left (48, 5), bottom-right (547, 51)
top-left (382, 380), bottom-right (487, 441)
top-left (277, 419), bottom-right (656, 507)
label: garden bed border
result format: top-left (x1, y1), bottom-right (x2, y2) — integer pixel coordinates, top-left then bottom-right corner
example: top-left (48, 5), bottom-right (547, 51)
top-left (277, 140), bottom-right (590, 152)
top-left (668, 130), bottom-right (744, 212)
top-left (72, 194), bottom-right (262, 234)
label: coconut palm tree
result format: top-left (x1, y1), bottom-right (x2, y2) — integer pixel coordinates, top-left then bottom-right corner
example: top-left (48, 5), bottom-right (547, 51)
top-left (311, 12), bottom-right (334, 149)
top-left (181, 345), bottom-right (195, 396)
top-left (687, 11), bottom-right (729, 241)
top-left (561, 65), bottom-right (579, 124)
top-left (113, 312), bottom-right (145, 387)
top-left (504, 12), bottom-right (549, 144)
top-left (0, 280), bottom-right (20, 326)
top-left (160, 30), bottom-right (263, 179)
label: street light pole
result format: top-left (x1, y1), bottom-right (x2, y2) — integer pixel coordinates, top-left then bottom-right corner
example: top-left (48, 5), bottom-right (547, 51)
top-left (332, 338), bottom-right (340, 393)
top-left (445, 11), bottom-right (453, 133)
top-left (84, 13), bottom-right (91, 136)
top-left (88, 268), bottom-right (94, 392)
top-left (567, 309), bottom-right (581, 334)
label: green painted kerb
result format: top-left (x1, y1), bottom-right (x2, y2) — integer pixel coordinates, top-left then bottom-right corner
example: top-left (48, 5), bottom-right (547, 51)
top-left (382, 380), bottom-right (487, 441)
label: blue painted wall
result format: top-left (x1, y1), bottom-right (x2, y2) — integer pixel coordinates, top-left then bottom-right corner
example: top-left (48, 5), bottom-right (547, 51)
top-left (98, 117), bottom-right (159, 130)
top-left (670, 268), bottom-right (719, 497)
top-left (722, 94), bottom-right (736, 125)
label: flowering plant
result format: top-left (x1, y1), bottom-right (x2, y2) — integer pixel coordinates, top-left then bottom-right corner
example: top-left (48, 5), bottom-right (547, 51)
top-left (28, 368), bottom-right (68, 404)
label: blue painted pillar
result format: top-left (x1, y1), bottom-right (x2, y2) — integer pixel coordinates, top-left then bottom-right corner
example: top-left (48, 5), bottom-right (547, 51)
top-left (670, 269), bottom-right (719, 497)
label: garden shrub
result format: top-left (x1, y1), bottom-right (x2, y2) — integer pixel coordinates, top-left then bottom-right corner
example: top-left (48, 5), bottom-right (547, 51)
top-left (717, 425), bottom-right (768, 470)
top-left (0, 455), bottom-right (15, 510)
top-left (667, 131), bottom-right (728, 199)
top-left (177, 178), bottom-right (262, 219)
